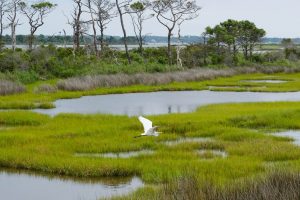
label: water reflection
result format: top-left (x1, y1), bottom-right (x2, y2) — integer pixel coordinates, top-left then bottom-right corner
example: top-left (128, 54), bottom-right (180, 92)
top-left (33, 91), bottom-right (300, 116)
top-left (0, 169), bottom-right (143, 200)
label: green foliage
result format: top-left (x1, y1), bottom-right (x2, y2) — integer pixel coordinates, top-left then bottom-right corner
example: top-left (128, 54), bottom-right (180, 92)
top-left (130, 2), bottom-right (145, 11)
top-left (0, 46), bottom-right (178, 83)
top-left (31, 2), bottom-right (56, 9)
top-left (205, 19), bottom-right (266, 64)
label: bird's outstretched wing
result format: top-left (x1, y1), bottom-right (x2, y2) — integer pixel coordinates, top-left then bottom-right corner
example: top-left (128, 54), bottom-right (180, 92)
top-left (138, 116), bottom-right (152, 133)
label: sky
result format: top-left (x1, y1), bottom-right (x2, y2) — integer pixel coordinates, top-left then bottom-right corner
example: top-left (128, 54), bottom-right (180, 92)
top-left (9, 0), bottom-right (300, 38)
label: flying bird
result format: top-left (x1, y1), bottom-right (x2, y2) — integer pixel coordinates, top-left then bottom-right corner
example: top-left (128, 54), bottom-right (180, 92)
top-left (135, 116), bottom-right (160, 138)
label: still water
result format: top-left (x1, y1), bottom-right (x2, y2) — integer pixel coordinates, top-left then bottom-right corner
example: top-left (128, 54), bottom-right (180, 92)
top-left (273, 130), bottom-right (300, 146)
top-left (0, 169), bottom-right (143, 200)
top-left (34, 91), bottom-right (300, 116)
top-left (75, 150), bottom-right (154, 159)
top-left (242, 80), bottom-right (288, 83)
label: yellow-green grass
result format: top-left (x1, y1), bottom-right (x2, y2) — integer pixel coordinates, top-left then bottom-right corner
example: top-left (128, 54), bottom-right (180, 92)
top-left (1, 102), bottom-right (300, 185)
top-left (1, 72), bottom-right (300, 110)
top-left (2, 73), bottom-right (300, 199)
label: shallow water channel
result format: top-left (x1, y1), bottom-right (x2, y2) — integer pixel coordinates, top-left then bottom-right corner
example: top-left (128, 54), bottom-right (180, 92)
top-left (6, 91), bottom-right (300, 199)
top-left (242, 80), bottom-right (288, 83)
top-left (34, 91), bottom-right (300, 116)
top-left (273, 130), bottom-right (300, 146)
top-left (0, 169), bottom-right (143, 200)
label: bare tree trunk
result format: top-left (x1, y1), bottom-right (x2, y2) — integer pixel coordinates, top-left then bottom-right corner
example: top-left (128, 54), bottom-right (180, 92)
top-left (11, 24), bottom-right (16, 51)
top-left (202, 33), bottom-right (208, 65)
top-left (74, 27), bottom-right (80, 49)
top-left (176, 22), bottom-right (183, 69)
top-left (91, 19), bottom-right (98, 56)
top-left (138, 16), bottom-right (143, 56)
top-left (138, 29), bottom-right (143, 56)
top-left (0, 1), bottom-right (8, 42)
top-left (0, 11), bottom-right (3, 38)
top-left (167, 30), bottom-right (172, 65)
top-left (73, 1), bottom-right (83, 51)
top-left (116, 0), bottom-right (131, 64)
top-left (249, 44), bottom-right (254, 61)
top-left (63, 29), bottom-right (66, 48)
top-left (8, 1), bottom-right (20, 52)
top-left (82, 33), bottom-right (90, 58)
top-left (87, 0), bottom-right (98, 57)
top-left (131, 14), bottom-right (143, 56)
top-left (28, 32), bottom-right (34, 51)
top-left (72, 26), bottom-right (76, 57)
top-left (100, 27), bottom-right (104, 51)
top-left (28, 27), bottom-right (38, 51)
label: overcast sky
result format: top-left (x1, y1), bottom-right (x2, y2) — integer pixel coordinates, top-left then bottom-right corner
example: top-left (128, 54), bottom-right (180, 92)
top-left (10, 0), bottom-right (300, 38)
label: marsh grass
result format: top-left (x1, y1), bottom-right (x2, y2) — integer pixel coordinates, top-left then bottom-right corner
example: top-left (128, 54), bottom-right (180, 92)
top-left (34, 84), bottom-right (58, 94)
top-left (0, 80), bottom-right (25, 95)
top-left (157, 171), bottom-right (300, 200)
top-left (3, 71), bottom-right (300, 110)
top-left (1, 102), bottom-right (300, 182)
top-left (56, 66), bottom-right (300, 91)
top-left (2, 73), bottom-right (300, 199)
top-left (57, 69), bottom-right (236, 91)
top-left (0, 111), bottom-right (49, 126)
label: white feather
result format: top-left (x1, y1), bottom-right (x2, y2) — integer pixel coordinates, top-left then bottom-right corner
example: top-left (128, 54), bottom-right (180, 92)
top-left (138, 116), bottom-right (152, 133)
top-left (137, 116), bottom-right (160, 137)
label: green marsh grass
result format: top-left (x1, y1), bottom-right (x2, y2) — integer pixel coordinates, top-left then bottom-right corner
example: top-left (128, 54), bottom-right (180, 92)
top-left (1, 73), bottom-right (300, 199)
top-left (2, 72), bottom-right (300, 110)
top-left (121, 171), bottom-right (300, 200)
top-left (1, 102), bottom-right (300, 195)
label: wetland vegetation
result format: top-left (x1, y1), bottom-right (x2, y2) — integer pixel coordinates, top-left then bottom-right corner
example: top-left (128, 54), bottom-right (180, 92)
top-left (2, 0), bottom-right (300, 199)
top-left (2, 73), bottom-right (300, 199)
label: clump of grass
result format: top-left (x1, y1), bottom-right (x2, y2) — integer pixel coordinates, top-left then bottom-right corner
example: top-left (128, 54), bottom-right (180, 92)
top-left (0, 80), bottom-right (25, 95)
top-left (37, 102), bottom-right (55, 109)
top-left (158, 171), bottom-right (300, 200)
top-left (161, 174), bottom-right (201, 200)
top-left (34, 84), bottom-right (58, 94)
top-left (57, 68), bottom-right (236, 91)
top-left (0, 111), bottom-right (49, 126)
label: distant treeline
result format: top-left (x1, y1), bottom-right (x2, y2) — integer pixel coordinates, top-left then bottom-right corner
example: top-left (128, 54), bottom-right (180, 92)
top-left (1, 34), bottom-right (298, 46)
top-left (262, 38), bottom-right (300, 44)
top-left (1, 34), bottom-right (201, 45)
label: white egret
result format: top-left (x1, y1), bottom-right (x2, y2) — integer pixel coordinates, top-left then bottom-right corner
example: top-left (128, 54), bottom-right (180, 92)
top-left (135, 116), bottom-right (160, 138)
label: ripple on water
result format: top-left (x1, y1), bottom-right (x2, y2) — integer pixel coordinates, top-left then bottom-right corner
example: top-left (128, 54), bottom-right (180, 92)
top-left (75, 150), bottom-right (154, 158)
top-left (0, 169), bottom-right (144, 200)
